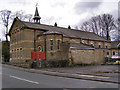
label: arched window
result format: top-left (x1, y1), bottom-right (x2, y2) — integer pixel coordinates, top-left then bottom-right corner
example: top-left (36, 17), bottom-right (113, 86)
top-left (20, 48), bottom-right (22, 58)
top-left (99, 43), bottom-right (101, 48)
top-left (20, 30), bottom-right (22, 41)
top-left (50, 40), bottom-right (53, 50)
top-left (15, 49), bottom-right (16, 58)
top-left (57, 40), bottom-right (60, 50)
top-left (38, 46), bottom-right (42, 52)
top-left (106, 45), bottom-right (108, 48)
top-left (17, 30), bottom-right (19, 41)
top-left (82, 40), bottom-right (84, 43)
top-left (91, 42), bottom-right (94, 47)
top-left (107, 51), bottom-right (109, 55)
top-left (17, 49), bottom-right (19, 58)
top-left (15, 32), bottom-right (16, 42)
top-left (113, 51), bottom-right (116, 55)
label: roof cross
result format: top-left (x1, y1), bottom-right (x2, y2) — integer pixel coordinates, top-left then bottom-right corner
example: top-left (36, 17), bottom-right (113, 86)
top-left (35, 3), bottom-right (38, 7)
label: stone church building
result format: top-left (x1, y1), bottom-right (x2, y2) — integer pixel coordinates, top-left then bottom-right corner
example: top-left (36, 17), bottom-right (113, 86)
top-left (9, 7), bottom-right (112, 68)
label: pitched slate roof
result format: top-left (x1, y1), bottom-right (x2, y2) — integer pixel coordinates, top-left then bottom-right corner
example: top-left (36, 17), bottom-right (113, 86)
top-left (9, 17), bottom-right (108, 41)
top-left (70, 43), bottom-right (95, 50)
top-left (111, 41), bottom-right (120, 49)
top-left (22, 21), bottom-right (108, 41)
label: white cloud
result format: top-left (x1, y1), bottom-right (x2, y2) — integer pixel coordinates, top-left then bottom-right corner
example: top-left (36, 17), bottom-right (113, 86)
top-left (0, 0), bottom-right (119, 40)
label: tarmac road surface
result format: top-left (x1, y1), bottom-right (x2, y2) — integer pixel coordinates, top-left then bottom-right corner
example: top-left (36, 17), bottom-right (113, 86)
top-left (1, 66), bottom-right (119, 89)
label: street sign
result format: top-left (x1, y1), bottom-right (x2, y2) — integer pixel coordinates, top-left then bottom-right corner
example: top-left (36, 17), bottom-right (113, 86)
top-left (31, 52), bottom-right (45, 59)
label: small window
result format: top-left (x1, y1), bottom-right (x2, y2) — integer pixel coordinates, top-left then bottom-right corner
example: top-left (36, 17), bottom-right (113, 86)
top-left (17, 31), bottom-right (19, 41)
top-left (106, 45), bottom-right (108, 48)
top-left (50, 40), bottom-right (53, 50)
top-left (113, 51), bottom-right (116, 55)
top-left (99, 43), bottom-right (101, 48)
top-left (99, 45), bottom-right (101, 48)
top-left (21, 30), bottom-right (22, 41)
top-left (15, 49), bottom-right (16, 58)
top-left (17, 49), bottom-right (19, 58)
top-left (15, 32), bottom-right (16, 42)
top-left (20, 48), bottom-right (22, 58)
top-left (38, 46), bottom-right (42, 52)
top-left (107, 51), bottom-right (109, 55)
top-left (57, 40), bottom-right (60, 50)
top-left (82, 40), bottom-right (84, 43)
top-left (91, 43), bottom-right (94, 47)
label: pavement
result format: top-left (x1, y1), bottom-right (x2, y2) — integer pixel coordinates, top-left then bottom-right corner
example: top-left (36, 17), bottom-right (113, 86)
top-left (2, 64), bottom-right (120, 84)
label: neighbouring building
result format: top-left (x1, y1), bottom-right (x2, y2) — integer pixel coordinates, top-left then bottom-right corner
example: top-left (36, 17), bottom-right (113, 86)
top-left (108, 41), bottom-right (120, 62)
top-left (8, 7), bottom-right (112, 68)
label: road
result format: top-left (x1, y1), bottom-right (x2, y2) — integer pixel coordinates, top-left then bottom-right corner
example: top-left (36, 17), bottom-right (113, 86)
top-left (1, 65), bottom-right (119, 88)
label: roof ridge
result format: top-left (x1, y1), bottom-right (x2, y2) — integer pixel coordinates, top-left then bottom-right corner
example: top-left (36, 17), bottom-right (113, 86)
top-left (21, 21), bottom-right (95, 33)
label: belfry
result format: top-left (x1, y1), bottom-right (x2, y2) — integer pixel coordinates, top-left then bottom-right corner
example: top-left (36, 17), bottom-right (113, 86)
top-left (33, 6), bottom-right (41, 24)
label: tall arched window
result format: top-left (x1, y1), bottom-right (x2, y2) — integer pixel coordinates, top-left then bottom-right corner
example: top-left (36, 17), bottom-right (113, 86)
top-left (107, 51), bottom-right (109, 55)
top-left (20, 48), bottom-right (22, 58)
top-left (50, 40), bottom-right (53, 50)
top-left (91, 42), bottom-right (94, 47)
top-left (17, 30), bottom-right (19, 41)
top-left (57, 40), bottom-right (60, 50)
top-left (113, 51), bottom-right (116, 55)
top-left (15, 49), bottom-right (16, 58)
top-left (20, 30), bottom-right (22, 41)
top-left (15, 32), bottom-right (16, 42)
top-left (17, 49), bottom-right (19, 58)
top-left (38, 46), bottom-right (42, 52)
top-left (99, 42), bottom-right (101, 48)
top-left (106, 45), bottom-right (108, 48)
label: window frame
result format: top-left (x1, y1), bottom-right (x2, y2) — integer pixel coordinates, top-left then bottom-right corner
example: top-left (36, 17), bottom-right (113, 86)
top-left (99, 43), bottom-right (101, 48)
top-left (57, 40), bottom-right (60, 50)
top-left (91, 42), bottom-right (94, 47)
top-left (106, 44), bottom-right (108, 48)
top-left (113, 51), bottom-right (116, 55)
top-left (50, 40), bottom-right (53, 51)
top-left (107, 51), bottom-right (109, 56)
top-left (20, 48), bottom-right (22, 58)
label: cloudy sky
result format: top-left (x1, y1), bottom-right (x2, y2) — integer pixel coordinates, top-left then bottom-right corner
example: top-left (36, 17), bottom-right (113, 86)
top-left (0, 0), bottom-right (119, 40)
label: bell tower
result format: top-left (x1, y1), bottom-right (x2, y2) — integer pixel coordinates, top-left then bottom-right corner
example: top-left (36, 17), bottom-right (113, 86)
top-left (33, 4), bottom-right (41, 24)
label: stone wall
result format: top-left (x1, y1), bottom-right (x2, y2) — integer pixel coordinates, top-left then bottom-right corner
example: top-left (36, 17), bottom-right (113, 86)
top-left (70, 49), bottom-right (106, 65)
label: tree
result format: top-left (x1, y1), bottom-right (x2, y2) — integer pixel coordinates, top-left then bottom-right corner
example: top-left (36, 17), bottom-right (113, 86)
top-left (0, 9), bottom-right (34, 41)
top-left (111, 17), bottom-right (120, 41)
top-left (91, 16), bottom-right (99, 34)
top-left (25, 14), bottom-right (33, 22)
top-left (0, 10), bottom-right (11, 41)
top-left (11, 10), bottom-right (33, 22)
top-left (80, 21), bottom-right (89, 32)
top-left (101, 14), bottom-right (116, 40)
top-left (80, 14), bottom-right (116, 40)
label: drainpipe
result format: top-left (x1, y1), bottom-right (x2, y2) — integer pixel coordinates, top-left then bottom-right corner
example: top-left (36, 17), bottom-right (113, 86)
top-left (34, 30), bottom-right (36, 52)
top-left (44, 35), bottom-right (47, 67)
top-left (33, 29), bottom-right (37, 68)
